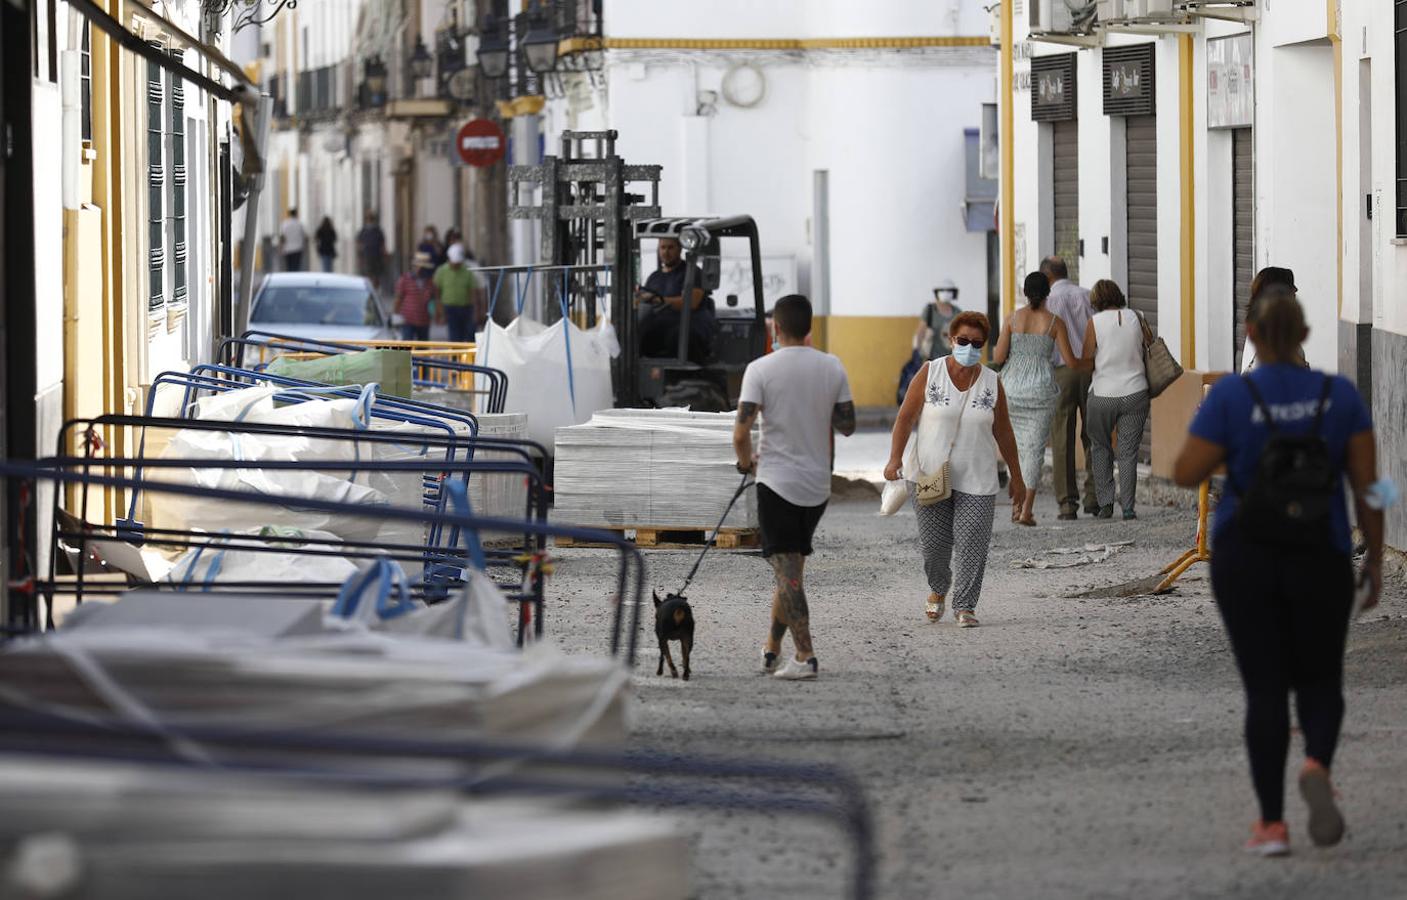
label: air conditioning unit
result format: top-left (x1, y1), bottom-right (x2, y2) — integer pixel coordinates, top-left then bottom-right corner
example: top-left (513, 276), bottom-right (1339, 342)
top-left (1033, 0), bottom-right (1076, 32)
top-left (1096, 0), bottom-right (1126, 20)
top-left (1126, 0), bottom-right (1176, 17)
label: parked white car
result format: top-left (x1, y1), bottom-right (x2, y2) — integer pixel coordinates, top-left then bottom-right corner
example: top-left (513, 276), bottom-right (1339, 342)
top-left (249, 273), bottom-right (392, 343)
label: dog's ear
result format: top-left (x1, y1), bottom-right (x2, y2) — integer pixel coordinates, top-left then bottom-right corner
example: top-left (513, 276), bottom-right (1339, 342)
top-left (652, 590), bottom-right (661, 607)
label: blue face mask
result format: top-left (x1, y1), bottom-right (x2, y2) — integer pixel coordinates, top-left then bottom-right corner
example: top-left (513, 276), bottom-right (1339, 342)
top-left (952, 343), bottom-right (982, 367)
top-left (772, 340), bottom-right (781, 352)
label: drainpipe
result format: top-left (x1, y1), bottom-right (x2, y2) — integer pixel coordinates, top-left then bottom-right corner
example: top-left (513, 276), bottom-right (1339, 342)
top-left (235, 94), bottom-right (274, 335)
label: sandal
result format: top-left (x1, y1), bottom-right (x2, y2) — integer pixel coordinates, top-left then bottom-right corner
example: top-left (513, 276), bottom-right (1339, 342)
top-left (956, 610), bottom-right (980, 628)
top-left (925, 593), bottom-right (945, 622)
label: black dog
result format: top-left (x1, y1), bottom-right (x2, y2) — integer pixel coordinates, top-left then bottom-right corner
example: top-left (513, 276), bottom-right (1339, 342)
top-left (653, 591), bottom-right (694, 681)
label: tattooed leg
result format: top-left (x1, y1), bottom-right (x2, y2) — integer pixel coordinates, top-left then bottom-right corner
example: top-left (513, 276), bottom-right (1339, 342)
top-left (769, 553), bottom-right (812, 660)
top-left (765, 586), bottom-right (788, 654)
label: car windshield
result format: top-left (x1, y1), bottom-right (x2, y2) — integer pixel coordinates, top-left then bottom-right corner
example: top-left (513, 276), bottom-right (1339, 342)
top-left (252, 285), bottom-right (382, 327)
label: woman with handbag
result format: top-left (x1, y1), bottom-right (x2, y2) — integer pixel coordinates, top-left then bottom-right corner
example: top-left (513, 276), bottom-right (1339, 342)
top-left (883, 311), bottom-right (1025, 628)
top-left (1080, 280), bottom-right (1151, 520)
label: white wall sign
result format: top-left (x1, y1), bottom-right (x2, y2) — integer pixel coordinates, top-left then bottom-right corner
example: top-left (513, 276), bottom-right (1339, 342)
top-left (720, 255), bottom-right (797, 311)
top-left (1208, 33), bottom-right (1254, 130)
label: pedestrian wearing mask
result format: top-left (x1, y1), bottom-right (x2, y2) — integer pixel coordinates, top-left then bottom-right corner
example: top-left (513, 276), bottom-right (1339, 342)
top-left (885, 311), bottom-right (1026, 628)
top-left (1080, 280), bottom-right (1150, 519)
top-left (392, 251), bottom-right (435, 341)
top-left (1174, 286), bottom-right (1384, 857)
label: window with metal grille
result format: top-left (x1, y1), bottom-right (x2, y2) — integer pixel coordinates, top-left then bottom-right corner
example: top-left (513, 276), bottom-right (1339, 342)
top-left (315, 66), bottom-right (332, 111)
top-left (1397, 0), bottom-right (1407, 235)
top-left (80, 22), bottom-right (92, 142)
top-left (146, 43), bottom-right (165, 316)
top-left (297, 70), bottom-right (313, 114)
top-left (168, 47), bottom-right (188, 314)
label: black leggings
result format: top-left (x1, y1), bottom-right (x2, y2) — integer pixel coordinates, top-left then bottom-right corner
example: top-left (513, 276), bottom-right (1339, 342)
top-left (1210, 529), bottom-right (1353, 823)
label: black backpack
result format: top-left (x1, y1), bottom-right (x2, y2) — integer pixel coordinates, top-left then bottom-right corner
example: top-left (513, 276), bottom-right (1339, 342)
top-left (1233, 376), bottom-right (1337, 546)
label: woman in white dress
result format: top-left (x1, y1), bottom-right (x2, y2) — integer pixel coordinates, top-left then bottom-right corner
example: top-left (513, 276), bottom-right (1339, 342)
top-left (883, 311), bottom-right (1026, 628)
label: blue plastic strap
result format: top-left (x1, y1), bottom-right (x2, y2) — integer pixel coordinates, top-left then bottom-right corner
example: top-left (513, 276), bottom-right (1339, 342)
top-left (332, 557), bottom-right (416, 621)
top-left (445, 479), bottom-right (487, 572)
top-left (559, 273), bottom-right (577, 415)
top-left (515, 268), bottom-right (533, 314)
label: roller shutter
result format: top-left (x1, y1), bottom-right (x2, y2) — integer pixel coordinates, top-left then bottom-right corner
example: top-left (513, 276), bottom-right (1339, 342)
top-left (1232, 128), bottom-right (1254, 371)
top-left (1053, 120), bottom-right (1080, 282)
top-left (1125, 114), bottom-right (1157, 463)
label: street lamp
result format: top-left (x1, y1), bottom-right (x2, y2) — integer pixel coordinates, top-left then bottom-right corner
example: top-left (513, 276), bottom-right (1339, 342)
top-left (409, 37), bottom-right (434, 81)
top-left (520, 5), bottom-right (561, 75)
top-left (475, 15), bottom-right (510, 79)
top-left (363, 55), bottom-right (388, 106)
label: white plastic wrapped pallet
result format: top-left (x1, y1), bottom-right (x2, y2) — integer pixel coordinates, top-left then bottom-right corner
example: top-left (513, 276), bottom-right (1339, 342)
top-left (476, 318), bottom-right (617, 451)
top-left (553, 410), bottom-right (759, 531)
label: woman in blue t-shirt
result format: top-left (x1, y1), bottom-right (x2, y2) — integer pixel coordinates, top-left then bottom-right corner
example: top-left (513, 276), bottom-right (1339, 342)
top-left (1172, 287), bottom-right (1384, 857)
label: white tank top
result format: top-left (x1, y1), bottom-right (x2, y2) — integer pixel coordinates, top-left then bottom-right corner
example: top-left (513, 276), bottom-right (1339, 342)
top-left (904, 358), bottom-right (1001, 497)
top-left (1091, 309), bottom-right (1150, 398)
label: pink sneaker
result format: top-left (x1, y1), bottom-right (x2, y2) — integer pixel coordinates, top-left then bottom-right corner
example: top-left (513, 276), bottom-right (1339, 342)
top-left (1244, 820), bottom-right (1290, 857)
top-left (1299, 759), bottom-right (1346, 847)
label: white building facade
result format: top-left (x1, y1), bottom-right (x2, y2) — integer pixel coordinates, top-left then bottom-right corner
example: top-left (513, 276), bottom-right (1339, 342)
top-left (1003, 0), bottom-right (1405, 547)
top-left (539, 0), bottom-right (998, 405)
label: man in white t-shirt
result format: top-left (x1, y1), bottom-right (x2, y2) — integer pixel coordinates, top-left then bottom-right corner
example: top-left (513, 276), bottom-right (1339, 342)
top-left (733, 295), bottom-right (855, 681)
top-left (279, 209), bottom-right (307, 272)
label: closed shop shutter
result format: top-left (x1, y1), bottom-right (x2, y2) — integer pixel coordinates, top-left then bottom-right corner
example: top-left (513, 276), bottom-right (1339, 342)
top-left (1232, 128), bottom-right (1254, 371)
top-left (1125, 114), bottom-right (1157, 463)
top-left (1053, 119), bottom-right (1080, 282)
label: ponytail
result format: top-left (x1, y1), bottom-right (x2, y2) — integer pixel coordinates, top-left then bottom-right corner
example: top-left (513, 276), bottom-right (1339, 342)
top-left (1023, 272), bottom-right (1051, 309)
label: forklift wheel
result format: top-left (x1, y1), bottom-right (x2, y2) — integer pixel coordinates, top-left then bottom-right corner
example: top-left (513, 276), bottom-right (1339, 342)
top-left (659, 379), bottom-right (729, 413)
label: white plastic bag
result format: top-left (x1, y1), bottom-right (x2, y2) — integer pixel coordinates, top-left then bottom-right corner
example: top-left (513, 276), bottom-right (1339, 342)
top-left (478, 317), bottom-right (617, 450)
top-left (880, 477), bottom-right (910, 516)
top-left (164, 527), bottom-right (359, 589)
top-left (331, 559), bottom-right (514, 648)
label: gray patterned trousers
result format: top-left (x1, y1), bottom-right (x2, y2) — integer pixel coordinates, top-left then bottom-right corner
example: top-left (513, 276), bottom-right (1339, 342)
top-left (911, 490), bottom-right (996, 612)
top-left (1086, 390), bottom-right (1150, 511)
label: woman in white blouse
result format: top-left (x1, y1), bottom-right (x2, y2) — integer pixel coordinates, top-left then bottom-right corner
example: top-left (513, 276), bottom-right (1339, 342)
top-left (884, 311), bottom-right (1025, 628)
top-left (1080, 280), bottom-right (1151, 520)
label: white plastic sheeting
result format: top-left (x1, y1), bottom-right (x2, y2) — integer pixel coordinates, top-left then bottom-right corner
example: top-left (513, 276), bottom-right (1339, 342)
top-left (553, 409), bottom-right (759, 530)
top-left (0, 761), bottom-right (687, 900)
top-left (476, 318), bottom-right (617, 451)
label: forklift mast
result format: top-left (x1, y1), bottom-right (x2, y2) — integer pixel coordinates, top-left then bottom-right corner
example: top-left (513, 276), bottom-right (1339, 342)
top-left (508, 130), bottom-right (662, 406)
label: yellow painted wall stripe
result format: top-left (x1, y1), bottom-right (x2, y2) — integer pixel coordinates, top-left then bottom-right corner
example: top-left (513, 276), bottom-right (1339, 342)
top-left (1000, 3), bottom-right (1015, 316)
top-left (1330, 0), bottom-right (1344, 316)
top-left (1179, 34), bottom-right (1195, 364)
top-left (599, 36), bottom-right (991, 52)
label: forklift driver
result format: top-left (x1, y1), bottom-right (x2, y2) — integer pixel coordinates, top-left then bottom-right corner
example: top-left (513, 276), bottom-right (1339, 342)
top-left (635, 238), bottom-right (718, 364)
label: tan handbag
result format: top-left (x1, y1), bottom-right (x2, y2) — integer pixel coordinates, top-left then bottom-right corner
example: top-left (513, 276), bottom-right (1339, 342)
top-left (1136, 311), bottom-right (1183, 399)
top-left (914, 380), bottom-right (969, 507)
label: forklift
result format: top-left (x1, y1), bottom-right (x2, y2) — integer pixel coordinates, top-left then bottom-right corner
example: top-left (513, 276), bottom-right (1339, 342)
top-left (509, 131), bottom-right (767, 412)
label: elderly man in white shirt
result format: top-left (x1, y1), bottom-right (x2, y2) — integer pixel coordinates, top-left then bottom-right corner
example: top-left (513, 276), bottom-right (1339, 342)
top-left (1041, 256), bottom-right (1098, 519)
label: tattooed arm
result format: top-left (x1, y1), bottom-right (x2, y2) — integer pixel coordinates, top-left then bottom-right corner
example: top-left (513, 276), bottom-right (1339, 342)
top-left (831, 401), bottom-right (856, 437)
top-left (734, 401), bottom-right (760, 473)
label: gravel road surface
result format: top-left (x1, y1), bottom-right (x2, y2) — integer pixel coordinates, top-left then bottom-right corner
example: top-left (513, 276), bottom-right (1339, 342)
top-left (547, 473), bottom-right (1407, 899)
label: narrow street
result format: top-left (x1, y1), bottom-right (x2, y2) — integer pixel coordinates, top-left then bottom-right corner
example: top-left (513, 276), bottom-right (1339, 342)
top-left (551, 443), bottom-right (1407, 898)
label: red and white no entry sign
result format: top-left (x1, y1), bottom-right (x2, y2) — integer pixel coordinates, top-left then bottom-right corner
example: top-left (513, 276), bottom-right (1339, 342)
top-left (455, 118), bottom-right (506, 168)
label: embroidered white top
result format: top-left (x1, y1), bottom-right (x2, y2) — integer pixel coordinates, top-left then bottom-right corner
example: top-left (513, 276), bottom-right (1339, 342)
top-left (905, 357), bottom-right (1001, 497)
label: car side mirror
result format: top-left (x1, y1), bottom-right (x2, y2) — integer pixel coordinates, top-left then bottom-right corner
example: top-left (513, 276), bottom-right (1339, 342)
top-left (726, 294), bottom-right (739, 308)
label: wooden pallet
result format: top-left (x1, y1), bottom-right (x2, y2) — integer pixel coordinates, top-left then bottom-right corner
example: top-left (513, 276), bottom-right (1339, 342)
top-left (555, 526), bottom-right (759, 550)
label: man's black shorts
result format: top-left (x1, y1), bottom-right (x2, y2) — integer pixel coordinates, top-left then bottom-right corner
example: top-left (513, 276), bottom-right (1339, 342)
top-left (756, 483), bottom-right (828, 557)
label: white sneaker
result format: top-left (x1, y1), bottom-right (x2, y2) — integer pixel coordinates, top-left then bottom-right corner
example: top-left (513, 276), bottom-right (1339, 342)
top-left (773, 656), bottom-right (818, 680)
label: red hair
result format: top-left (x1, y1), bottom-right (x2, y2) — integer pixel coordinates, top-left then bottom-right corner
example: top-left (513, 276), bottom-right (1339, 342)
top-left (948, 310), bottom-right (991, 341)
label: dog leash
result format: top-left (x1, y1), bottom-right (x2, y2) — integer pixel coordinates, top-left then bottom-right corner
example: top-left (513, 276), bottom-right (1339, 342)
top-left (674, 472), bottom-right (755, 598)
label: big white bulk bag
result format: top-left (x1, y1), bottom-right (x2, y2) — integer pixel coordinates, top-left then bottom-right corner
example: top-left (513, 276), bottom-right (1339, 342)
top-left (477, 317), bottom-right (616, 451)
